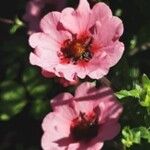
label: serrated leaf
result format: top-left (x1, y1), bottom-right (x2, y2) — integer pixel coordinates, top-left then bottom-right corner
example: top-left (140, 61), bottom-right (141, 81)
top-left (115, 89), bottom-right (140, 99)
top-left (132, 130), bottom-right (141, 144)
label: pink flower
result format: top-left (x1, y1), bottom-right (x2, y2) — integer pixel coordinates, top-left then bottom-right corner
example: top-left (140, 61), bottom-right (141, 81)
top-left (42, 82), bottom-right (123, 150)
top-left (29, 0), bottom-right (124, 81)
top-left (23, 0), bottom-right (66, 34)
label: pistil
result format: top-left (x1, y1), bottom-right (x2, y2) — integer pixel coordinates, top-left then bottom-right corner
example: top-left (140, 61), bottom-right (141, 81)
top-left (70, 111), bottom-right (99, 141)
top-left (60, 35), bottom-right (93, 64)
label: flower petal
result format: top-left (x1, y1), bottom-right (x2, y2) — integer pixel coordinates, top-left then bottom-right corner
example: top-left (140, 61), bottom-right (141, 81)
top-left (41, 70), bottom-right (56, 78)
top-left (93, 16), bottom-right (123, 46)
top-left (29, 32), bottom-right (60, 49)
top-left (40, 11), bottom-right (71, 43)
top-left (99, 121), bottom-right (121, 141)
top-left (68, 140), bottom-right (103, 150)
top-left (41, 113), bottom-right (71, 150)
top-left (51, 92), bottom-right (73, 109)
top-left (60, 0), bottom-right (91, 34)
top-left (87, 52), bottom-right (109, 79)
top-left (97, 90), bottom-right (123, 123)
top-left (74, 82), bottom-right (113, 114)
top-left (105, 41), bottom-right (124, 67)
top-left (29, 47), bottom-right (59, 70)
top-left (55, 64), bottom-right (78, 81)
top-left (91, 2), bottom-right (112, 23)
top-left (51, 93), bottom-right (77, 121)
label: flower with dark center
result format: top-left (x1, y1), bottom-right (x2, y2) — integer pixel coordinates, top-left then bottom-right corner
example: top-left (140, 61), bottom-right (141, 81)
top-left (70, 111), bottom-right (99, 141)
top-left (60, 35), bottom-right (93, 64)
top-left (42, 82), bottom-right (123, 150)
top-left (29, 0), bottom-right (124, 81)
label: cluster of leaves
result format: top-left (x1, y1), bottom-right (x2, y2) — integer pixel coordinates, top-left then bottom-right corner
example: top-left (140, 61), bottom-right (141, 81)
top-left (122, 126), bottom-right (150, 148)
top-left (116, 74), bottom-right (150, 113)
top-left (116, 75), bottom-right (150, 148)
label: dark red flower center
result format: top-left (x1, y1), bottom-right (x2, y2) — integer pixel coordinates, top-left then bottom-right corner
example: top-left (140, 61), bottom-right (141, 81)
top-left (70, 111), bottom-right (99, 141)
top-left (60, 34), bottom-right (93, 64)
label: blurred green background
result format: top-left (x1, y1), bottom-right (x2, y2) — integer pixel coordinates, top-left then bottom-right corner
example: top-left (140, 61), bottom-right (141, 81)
top-left (0, 0), bottom-right (150, 149)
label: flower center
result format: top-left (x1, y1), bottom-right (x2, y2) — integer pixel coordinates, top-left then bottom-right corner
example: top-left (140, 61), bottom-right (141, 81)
top-left (70, 111), bottom-right (99, 141)
top-left (60, 35), bottom-right (93, 64)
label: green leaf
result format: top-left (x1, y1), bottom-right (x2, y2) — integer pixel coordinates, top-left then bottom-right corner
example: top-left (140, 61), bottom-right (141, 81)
top-left (139, 127), bottom-right (150, 142)
top-left (142, 74), bottom-right (150, 89)
top-left (140, 89), bottom-right (150, 107)
top-left (115, 74), bottom-right (150, 112)
top-left (115, 89), bottom-right (140, 99)
top-left (10, 17), bottom-right (24, 34)
top-left (132, 130), bottom-right (141, 144)
top-left (122, 127), bottom-right (135, 148)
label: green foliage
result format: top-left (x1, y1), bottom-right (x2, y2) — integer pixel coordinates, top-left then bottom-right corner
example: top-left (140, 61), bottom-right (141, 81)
top-left (30, 99), bottom-right (49, 120)
top-left (139, 75), bottom-right (150, 113)
top-left (22, 67), bottom-right (54, 119)
top-left (0, 81), bottom-right (27, 121)
top-left (122, 127), bottom-right (141, 148)
top-left (122, 126), bottom-right (150, 148)
top-left (115, 88), bottom-right (140, 99)
top-left (116, 74), bottom-right (150, 112)
top-left (142, 74), bottom-right (150, 89)
top-left (117, 74), bottom-right (150, 149)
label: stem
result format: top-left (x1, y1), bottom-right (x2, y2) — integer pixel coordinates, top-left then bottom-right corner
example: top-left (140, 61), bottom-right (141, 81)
top-left (0, 17), bottom-right (14, 24)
